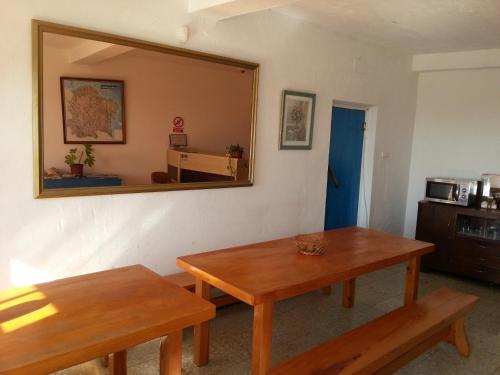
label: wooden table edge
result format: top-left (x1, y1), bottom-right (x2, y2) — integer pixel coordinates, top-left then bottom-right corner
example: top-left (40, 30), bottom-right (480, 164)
top-left (176, 258), bottom-right (256, 305)
top-left (2, 306), bottom-right (215, 375)
top-left (0, 309), bottom-right (216, 375)
top-left (178, 244), bottom-right (434, 306)
top-left (0, 265), bottom-right (216, 375)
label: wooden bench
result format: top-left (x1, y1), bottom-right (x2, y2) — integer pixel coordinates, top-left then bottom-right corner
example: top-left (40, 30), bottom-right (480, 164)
top-left (270, 288), bottom-right (478, 375)
top-left (164, 272), bottom-right (241, 308)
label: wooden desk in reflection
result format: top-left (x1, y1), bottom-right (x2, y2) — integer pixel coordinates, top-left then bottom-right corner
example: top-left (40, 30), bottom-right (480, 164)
top-left (167, 148), bottom-right (248, 183)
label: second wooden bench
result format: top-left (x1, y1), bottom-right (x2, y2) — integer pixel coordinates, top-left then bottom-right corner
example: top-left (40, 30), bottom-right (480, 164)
top-left (270, 288), bottom-right (478, 375)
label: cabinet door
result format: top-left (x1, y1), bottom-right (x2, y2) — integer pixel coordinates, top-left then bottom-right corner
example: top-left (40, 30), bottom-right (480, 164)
top-left (415, 203), bottom-right (434, 242)
top-left (417, 202), bottom-right (457, 269)
top-left (432, 205), bottom-right (457, 243)
top-left (416, 203), bottom-right (441, 268)
top-left (433, 204), bottom-right (457, 269)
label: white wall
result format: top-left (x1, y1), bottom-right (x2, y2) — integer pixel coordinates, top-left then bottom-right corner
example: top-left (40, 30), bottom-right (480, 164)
top-left (0, 0), bottom-right (418, 289)
top-left (404, 68), bottom-right (500, 238)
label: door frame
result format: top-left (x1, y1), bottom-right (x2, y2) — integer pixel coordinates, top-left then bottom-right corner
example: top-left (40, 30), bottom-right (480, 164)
top-left (331, 100), bottom-right (378, 228)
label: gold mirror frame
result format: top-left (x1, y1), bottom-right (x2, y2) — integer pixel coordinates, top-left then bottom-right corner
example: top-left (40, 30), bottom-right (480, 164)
top-left (32, 20), bottom-right (259, 198)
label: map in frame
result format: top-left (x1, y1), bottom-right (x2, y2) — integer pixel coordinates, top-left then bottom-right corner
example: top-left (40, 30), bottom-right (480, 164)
top-left (60, 77), bottom-right (125, 144)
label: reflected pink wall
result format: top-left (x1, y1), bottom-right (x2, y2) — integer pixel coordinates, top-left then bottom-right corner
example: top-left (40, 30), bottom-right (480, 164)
top-left (43, 45), bottom-right (253, 185)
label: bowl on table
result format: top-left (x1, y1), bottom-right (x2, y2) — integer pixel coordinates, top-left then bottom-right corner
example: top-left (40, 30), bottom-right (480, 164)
top-left (296, 234), bottom-right (325, 256)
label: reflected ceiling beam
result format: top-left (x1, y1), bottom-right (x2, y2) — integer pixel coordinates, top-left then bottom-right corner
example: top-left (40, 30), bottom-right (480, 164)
top-left (189, 0), bottom-right (298, 20)
top-left (68, 41), bottom-right (134, 65)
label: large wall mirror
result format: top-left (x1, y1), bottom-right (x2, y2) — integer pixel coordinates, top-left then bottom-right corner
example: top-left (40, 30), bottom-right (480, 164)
top-left (33, 20), bottom-right (258, 198)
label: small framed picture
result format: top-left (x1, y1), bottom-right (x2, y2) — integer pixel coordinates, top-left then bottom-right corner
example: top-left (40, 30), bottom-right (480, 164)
top-left (279, 90), bottom-right (316, 150)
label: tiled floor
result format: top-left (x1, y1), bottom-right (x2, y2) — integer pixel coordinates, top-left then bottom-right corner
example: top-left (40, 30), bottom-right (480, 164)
top-left (56, 265), bottom-right (500, 375)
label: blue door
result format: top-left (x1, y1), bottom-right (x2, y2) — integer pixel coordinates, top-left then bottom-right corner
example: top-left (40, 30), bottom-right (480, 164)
top-left (325, 107), bottom-right (365, 230)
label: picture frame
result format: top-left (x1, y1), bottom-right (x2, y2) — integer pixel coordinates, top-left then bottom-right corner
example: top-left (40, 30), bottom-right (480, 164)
top-left (279, 90), bottom-right (316, 150)
top-left (60, 77), bottom-right (126, 144)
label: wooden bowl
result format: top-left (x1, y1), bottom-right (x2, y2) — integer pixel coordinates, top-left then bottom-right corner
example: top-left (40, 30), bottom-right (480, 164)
top-left (296, 234), bottom-right (325, 256)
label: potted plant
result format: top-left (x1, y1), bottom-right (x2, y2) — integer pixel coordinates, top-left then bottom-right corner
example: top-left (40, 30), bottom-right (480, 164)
top-left (64, 144), bottom-right (95, 177)
top-left (226, 144), bottom-right (244, 159)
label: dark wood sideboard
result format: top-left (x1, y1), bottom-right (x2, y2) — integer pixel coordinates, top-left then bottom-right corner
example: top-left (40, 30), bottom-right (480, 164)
top-left (416, 201), bottom-right (500, 283)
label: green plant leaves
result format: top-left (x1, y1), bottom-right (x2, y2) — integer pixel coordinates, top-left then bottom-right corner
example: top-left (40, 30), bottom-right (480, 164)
top-left (63, 144), bottom-right (96, 167)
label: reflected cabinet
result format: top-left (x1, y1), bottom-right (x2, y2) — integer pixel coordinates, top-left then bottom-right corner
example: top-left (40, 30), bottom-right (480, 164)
top-left (32, 20), bottom-right (259, 198)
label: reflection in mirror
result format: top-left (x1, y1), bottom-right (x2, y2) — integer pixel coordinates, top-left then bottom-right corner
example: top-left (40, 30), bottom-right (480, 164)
top-left (36, 23), bottom-right (258, 197)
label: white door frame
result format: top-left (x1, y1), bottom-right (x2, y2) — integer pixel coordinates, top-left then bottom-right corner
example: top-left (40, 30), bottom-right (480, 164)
top-left (331, 100), bottom-right (378, 228)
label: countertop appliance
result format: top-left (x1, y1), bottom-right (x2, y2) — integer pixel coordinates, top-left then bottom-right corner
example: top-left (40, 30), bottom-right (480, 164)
top-left (481, 173), bottom-right (500, 197)
top-left (425, 177), bottom-right (479, 206)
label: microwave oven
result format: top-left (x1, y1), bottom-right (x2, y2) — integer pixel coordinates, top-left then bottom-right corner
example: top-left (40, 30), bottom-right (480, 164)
top-left (425, 177), bottom-right (479, 206)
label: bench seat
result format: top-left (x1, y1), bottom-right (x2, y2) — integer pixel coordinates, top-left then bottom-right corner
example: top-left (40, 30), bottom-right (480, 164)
top-left (270, 288), bottom-right (478, 375)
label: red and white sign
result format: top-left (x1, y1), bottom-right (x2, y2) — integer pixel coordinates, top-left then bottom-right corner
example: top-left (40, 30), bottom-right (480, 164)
top-left (173, 116), bottom-right (184, 133)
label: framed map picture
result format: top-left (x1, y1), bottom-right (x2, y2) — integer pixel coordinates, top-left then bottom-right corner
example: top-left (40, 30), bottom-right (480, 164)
top-left (279, 90), bottom-right (316, 150)
top-left (60, 77), bottom-right (125, 144)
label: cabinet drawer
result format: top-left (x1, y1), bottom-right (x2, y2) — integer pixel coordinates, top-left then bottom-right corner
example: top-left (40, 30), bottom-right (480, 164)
top-left (449, 260), bottom-right (500, 283)
top-left (452, 238), bottom-right (500, 269)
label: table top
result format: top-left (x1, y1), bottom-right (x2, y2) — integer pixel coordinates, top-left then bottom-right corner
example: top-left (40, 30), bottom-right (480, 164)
top-left (177, 227), bottom-right (434, 305)
top-left (0, 265), bottom-right (215, 375)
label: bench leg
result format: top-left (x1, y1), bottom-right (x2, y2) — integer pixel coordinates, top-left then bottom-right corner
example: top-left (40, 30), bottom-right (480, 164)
top-left (194, 279), bottom-right (211, 366)
top-left (404, 256), bottom-right (420, 305)
top-left (160, 330), bottom-right (183, 375)
top-left (322, 286), bottom-right (332, 296)
top-left (446, 317), bottom-right (470, 357)
top-left (109, 350), bottom-right (127, 375)
top-left (343, 279), bottom-right (356, 308)
top-left (252, 301), bottom-right (274, 375)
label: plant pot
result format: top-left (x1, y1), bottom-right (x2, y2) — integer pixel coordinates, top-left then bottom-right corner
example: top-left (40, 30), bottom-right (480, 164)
top-left (230, 151), bottom-right (243, 159)
top-left (70, 163), bottom-right (84, 177)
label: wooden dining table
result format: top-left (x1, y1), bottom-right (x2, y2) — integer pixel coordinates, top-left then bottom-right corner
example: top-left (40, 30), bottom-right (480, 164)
top-left (0, 265), bottom-right (215, 375)
top-left (177, 227), bottom-right (434, 375)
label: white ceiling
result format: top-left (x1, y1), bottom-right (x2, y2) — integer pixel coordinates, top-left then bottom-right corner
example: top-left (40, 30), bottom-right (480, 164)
top-left (189, 0), bottom-right (296, 18)
top-left (274, 0), bottom-right (500, 53)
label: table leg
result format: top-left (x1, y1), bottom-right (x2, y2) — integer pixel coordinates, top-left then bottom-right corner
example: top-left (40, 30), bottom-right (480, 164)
top-left (160, 330), bottom-right (183, 375)
top-left (404, 256), bottom-right (421, 305)
top-left (194, 278), bottom-right (211, 366)
top-left (252, 300), bottom-right (274, 375)
top-left (342, 278), bottom-right (356, 308)
top-left (101, 355), bottom-right (109, 368)
top-left (109, 350), bottom-right (127, 375)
